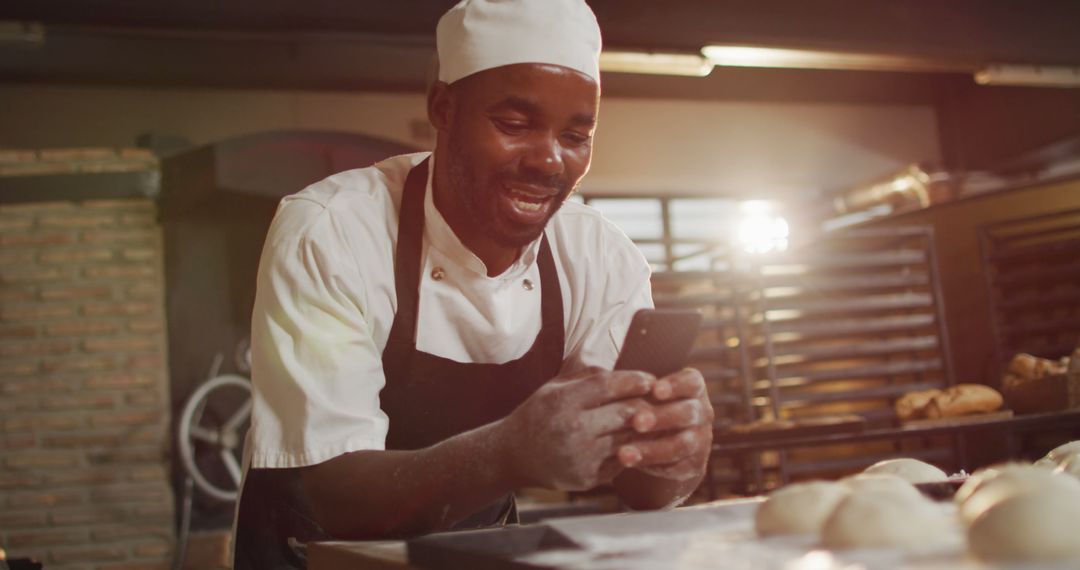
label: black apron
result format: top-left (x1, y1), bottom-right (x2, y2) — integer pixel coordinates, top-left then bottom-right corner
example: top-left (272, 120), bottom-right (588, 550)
top-left (233, 158), bottom-right (565, 569)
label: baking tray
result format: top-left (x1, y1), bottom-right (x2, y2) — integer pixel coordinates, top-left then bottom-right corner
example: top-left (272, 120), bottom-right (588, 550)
top-left (914, 479), bottom-right (965, 501)
top-left (408, 524), bottom-right (575, 570)
top-left (407, 502), bottom-right (760, 569)
top-left (405, 498), bottom-right (1016, 570)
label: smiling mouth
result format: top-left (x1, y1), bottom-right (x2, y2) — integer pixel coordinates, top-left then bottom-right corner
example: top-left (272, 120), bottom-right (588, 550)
top-left (508, 187), bottom-right (549, 211)
top-left (498, 182), bottom-right (560, 224)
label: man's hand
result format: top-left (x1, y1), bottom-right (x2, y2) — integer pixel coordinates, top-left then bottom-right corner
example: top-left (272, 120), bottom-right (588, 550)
top-left (498, 367), bottom-right (657, 491)
top-left (613, 368), bottom-right (714, 505)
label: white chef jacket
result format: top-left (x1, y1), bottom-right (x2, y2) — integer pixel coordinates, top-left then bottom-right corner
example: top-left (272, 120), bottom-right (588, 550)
top-left (247, 151), bottom-right (653, 469)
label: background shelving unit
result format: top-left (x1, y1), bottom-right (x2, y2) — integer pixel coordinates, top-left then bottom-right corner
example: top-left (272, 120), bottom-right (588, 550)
top-left (980, 208), bottom-right (1080, 374)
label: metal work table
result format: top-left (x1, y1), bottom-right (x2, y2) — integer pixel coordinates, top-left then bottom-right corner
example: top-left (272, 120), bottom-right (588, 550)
top-left (308, 540), bottom-right (412, 570)
top-left (306, 410), bottom-right (1080, 569)
top-left (306, 492), bottom-right (1079, 570)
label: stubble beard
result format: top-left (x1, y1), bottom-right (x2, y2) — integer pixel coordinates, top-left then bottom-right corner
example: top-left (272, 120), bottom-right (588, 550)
top-left (445, 136), bottom-right (575, 250)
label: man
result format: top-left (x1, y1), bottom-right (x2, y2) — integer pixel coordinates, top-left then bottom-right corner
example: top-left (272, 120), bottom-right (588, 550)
top-left (233, 1), bottom-right (714, 567)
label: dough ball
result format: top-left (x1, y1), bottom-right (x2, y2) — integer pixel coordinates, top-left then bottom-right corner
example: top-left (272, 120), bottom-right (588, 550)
top-left (841, 473), bottom-right (921, 500)
top-left (1033, 457), bottom-right (1058, 469)
top-left (755, 481), bottom-right (850, 536)
top-left (969, 489), bottom-right (1080, 563)
top-left (1056, 453), bottom-right (1080, 479)
top-left (821, 490), bottom-right (949, 549)
top-left (862, 458), bottom-right (948, 484)
top-left (1046, 440), bottom-right (1080, 464)
top-left (954, 462), bottom-right (1032, 505)
top-left (958, 466), bottom-right (1080, 524)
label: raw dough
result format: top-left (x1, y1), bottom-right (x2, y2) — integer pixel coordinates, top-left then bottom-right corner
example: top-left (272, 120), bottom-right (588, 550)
top-left (1046, 440), bottom-right (1080, 464)
top-left (1033, 457), bottom-right (1058, 469)
top-left (754, 481), bottom-right (850, 536)
top-left (841, 473), bottom-right (921, 500)
top-left (954, 462), bottom-right (1031, 505)
top-left (958, 466), bottom-right (1080, 524)
top-left (969, 489), bottom-right (1080, 563)
top-left (1056, 453), bottom-right (1080, 478)
top-left (821, 490), bottom-right (949, 549)
top-left (862, 458), bottom-right (948, 484)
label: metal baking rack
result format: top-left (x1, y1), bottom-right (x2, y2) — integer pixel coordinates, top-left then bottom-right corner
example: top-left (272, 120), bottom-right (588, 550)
top-left (721, 226), bottom-right (955, 489)
top-left (741, 227), bottom-right (954, 421)
top-left (979, 207), bottom-right (1080, 373)
top-left (643, 226), bottom-right (960, 495)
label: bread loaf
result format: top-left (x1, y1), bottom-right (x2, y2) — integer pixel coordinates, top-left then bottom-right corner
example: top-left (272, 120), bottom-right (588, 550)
top-left (1002, 349), bottom-right (1079, 414)
top-left (896, 384), bottom-right (1003, 420)
top-left (894, 389), bottom-right (943, 421)
top-left (1009, 353), bottom-right (1041, 378)
top-left (924, 384), bottom-right (1003, 418)
top-left (1008, 352), bottom-right (1066, 379)
top-left (726, 418), bottom-right (795, 433)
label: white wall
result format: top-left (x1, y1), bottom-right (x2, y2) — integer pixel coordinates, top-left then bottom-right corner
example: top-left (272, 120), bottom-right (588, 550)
top-left (0, 86), bottom-right (427, 151)
top-left (0, 84), bottom-right (940, 199)
top-left (591, 99), bottom-right (940, 198)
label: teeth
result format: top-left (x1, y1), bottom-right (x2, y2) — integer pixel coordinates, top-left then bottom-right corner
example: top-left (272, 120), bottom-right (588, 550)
top-left (512, 197), bottom-right (542, 212)
top-left (509, 188), bottom-right (549, 201)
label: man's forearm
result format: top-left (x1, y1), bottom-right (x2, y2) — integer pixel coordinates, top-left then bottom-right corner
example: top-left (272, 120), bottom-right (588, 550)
top-left (613, 467), bottom-right (703, 510)
top-left (301, 420), bottom-right (520, 539)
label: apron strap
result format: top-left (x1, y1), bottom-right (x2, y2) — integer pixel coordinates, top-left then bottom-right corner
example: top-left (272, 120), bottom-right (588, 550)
top-left (385, 157), bottom-right (428, 346)
top-left (535, 233), bottom-right (563, 340)
top-left (385, 157), bottom-right (563, 359)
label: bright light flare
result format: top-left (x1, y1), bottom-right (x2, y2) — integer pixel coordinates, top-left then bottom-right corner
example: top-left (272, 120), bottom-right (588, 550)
top-left (784, 550), bottom-right (850, 570)
top-left (736, 201), bottom-right (790, 254)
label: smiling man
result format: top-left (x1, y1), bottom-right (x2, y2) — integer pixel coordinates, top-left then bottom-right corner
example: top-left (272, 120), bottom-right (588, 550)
top-left (233, 1), bottom-right (714, 568)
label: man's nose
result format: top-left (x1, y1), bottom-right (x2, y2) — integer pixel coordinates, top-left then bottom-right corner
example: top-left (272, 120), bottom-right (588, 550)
top-left (522, 133), bottom-right (565, 177)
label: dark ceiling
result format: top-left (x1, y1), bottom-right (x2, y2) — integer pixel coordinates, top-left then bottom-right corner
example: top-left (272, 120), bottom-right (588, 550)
top-left (3, 0), bottom-right (1080, 104)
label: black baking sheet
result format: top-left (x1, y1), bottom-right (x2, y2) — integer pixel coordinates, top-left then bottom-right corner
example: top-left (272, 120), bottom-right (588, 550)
top-left (407, 523), bottom-right (576, 570)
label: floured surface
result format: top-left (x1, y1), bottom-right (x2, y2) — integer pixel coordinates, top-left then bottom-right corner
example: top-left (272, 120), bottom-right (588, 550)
top-left (515, 497), bottom-right (1076, 569)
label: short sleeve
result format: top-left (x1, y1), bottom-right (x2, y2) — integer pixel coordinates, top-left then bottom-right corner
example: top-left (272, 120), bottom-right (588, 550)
top-left (247, 199), bottom-right (388, 468)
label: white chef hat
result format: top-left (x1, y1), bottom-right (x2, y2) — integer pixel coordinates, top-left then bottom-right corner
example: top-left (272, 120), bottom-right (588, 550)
top-left (436, 0), bottom-right (602, 85)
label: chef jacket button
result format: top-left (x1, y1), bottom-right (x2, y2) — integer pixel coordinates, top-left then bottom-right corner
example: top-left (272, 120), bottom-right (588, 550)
top-left (522, 278), bottom-right (534, 291)
top-left (431, 267), bottom-right (445, 281)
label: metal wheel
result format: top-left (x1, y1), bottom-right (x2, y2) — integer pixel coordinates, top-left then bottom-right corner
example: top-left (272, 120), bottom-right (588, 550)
top-left (177, 374), bottom-right (252, 502)
top-left (234, 336), bottom-right (252, 375)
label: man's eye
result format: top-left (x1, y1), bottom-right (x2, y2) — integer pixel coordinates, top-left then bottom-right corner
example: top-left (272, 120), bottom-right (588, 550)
top-left (563, 132), bottom-right (593, 146)
top-left (493, 118), bottom-right (528, 133)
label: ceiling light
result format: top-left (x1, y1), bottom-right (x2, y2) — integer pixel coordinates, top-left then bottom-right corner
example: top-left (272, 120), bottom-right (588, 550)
top-left (974, 64), bottom-right (1080, 88)
top-left (701, 45), bottom-right (969, 73)
top-left (599, 51), bottom-right (713, 77)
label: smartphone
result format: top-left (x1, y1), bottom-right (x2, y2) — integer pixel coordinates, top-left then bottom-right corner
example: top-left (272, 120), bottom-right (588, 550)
top-left (613, 309), bottom-right (703, 377)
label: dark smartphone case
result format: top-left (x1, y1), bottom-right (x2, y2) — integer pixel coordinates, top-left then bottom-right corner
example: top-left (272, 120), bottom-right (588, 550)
top-left (613, 309), bottom-right (703, 377)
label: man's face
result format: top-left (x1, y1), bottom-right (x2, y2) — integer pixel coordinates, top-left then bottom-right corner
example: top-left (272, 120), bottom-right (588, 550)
top-left (436, 63), bottom-right (599, 249)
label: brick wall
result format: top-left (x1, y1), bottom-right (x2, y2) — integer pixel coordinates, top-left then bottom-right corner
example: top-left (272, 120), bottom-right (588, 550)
top-left (0, 148), bottom-right (175, 570)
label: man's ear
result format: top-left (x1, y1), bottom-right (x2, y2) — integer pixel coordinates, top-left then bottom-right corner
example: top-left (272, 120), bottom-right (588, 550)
top-left (427, 81), bottom-right (453, 132)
